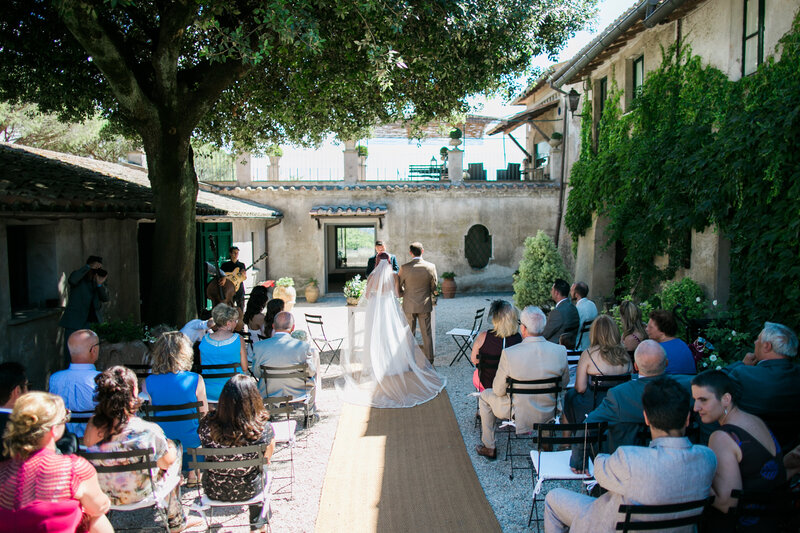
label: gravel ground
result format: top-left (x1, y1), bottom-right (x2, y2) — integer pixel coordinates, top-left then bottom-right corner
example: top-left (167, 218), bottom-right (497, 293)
top-left (114, 293), bottom-right (582, 532)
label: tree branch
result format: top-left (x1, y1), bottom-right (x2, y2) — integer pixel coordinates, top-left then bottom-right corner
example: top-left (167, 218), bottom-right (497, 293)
top-left (152, 0), bottom-right (196, 107)
top-left (55, 0), bottom-right (157, 126)
top-left (179, 59), bottom-right (250, 133)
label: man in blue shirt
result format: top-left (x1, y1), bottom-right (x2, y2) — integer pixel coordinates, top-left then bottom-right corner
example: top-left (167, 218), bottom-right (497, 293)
top-left (49, 329), bottom-right (101, 437)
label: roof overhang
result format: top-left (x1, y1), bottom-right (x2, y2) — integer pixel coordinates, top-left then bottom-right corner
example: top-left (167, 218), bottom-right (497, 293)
top-left (309, 204), bottom-right (387, 228)
top-left (486, 100), bottom-right (559, 136)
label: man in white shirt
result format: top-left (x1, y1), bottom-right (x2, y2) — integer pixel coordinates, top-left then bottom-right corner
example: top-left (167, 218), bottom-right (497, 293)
top-left (571, 281), bottom-right (598, 351)
top-left (49, 329), bottom-right (101, 437)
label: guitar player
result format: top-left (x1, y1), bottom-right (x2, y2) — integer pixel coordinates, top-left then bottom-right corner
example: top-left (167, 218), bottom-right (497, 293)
top-left (219, 246), bottom-right (246, 309)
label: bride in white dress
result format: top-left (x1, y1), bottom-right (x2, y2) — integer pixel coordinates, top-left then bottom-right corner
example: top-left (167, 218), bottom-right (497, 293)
top-left (336, 253), bottom-right (445, 408)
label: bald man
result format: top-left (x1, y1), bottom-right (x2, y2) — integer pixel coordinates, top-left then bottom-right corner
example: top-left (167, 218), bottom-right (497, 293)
top-left (49, 329), bottom-right (101, 437)
top-left (569, 340), bottom-right (695, 470)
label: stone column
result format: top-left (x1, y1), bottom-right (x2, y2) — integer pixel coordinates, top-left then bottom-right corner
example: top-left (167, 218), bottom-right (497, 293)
top-left (548, 143), bottom-right (563, 182)
top-left (343, 140), bottom-right (358, 183)
top-left (357, 156), bottom-right (367, 181)
top-left (268, 156), bottom-right (280, 181)
top-left (447, 143), bottom-right (464, 184)
top-left (235, 152), bottom-right (251, 186)
top-left (575, 214), bottom-right (616, 308)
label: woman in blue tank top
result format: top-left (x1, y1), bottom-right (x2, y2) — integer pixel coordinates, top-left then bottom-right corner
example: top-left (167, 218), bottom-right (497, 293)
top-left (199, 303), bottom-right (248, 402)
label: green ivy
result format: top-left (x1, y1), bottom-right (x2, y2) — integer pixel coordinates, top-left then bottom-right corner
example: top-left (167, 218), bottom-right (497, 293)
top-left (566, 12), bottom-right (800, 338)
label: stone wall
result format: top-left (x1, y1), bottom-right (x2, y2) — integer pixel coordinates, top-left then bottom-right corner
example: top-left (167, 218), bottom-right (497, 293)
top-left (217, 182), bottom-right (562, 294)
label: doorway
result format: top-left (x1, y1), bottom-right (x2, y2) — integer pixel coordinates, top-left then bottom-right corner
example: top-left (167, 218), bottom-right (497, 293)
top-left (325, 224), bottom-right (376, 292)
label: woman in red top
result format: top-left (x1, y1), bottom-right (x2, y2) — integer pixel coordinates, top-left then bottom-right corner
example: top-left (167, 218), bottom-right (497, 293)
top-left (0, 392), bottom-right (111, 532)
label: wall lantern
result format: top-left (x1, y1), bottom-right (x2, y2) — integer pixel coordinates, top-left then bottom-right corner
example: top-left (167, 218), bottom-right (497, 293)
top-left (568, 88), bottom-right (582, 117)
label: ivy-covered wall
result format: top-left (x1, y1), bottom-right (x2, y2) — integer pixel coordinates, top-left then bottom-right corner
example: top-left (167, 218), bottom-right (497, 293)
top-left (565, 12), bottom-right (800, 333)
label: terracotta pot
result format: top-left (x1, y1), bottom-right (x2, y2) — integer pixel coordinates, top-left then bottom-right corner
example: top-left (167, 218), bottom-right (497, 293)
top-left (346, 296), bottom-right (360, 306)
top-left (273, 285), bottom-right (297, 311)
top-left (441, 278), bottom-right (457, 298)
top-left (305, 285), bottom-right (320, 303)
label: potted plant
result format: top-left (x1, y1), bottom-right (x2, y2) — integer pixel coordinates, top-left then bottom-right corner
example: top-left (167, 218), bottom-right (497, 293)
top-left (305, 277), bottom-right (320, 303)
top-left (343, 275), bottom-right (367, 306)
top-left (548, 131), bottom-right (563, 148)
top-left (439, 146), bottom-right (449, 161)
top-left (449, 128), bottom-right (463, 148)
top-left (356, 144), bottom-right (368, 159)
top-left (273, 277), bottom-right (297, 311)
top-left (441, 272), bottom-right (457, 298)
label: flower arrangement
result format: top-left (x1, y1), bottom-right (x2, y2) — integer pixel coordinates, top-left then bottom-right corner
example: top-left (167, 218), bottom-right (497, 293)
top-left (276, 277), bottom-right (294, 287)
top-left (343, 275), bottom-right (367, 300)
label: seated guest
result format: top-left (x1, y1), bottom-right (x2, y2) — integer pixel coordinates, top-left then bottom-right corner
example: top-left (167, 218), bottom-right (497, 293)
top-left (723, 322), bottom-right (800, 447)
top-left (199, 303), bottom-right (248, 403)
top-left (243, 286), bottom-right (271, 343)
top-left (646, 310), bottom-right (696, 374)
top-left (563, 315), bottom-right (632, 425)
top-left (48, 329), bottom-right (101, 437)
top-left (0, 362), bottom-right (29, 455)
top-left (475, 306), bottom-right (569, 460)
top-left (0, 392), bottom-right (112, 532)
top-left (571, 282), bottom-right (598, 351)
top-left (179, 316), bottom-right (213, 345)
top-left (262, 298), bottom-right (285, 340)
top-left (143, 332), bottom-right (209, 477)
top-left (252, 312), bottom-right (317, 412)
top-left (84, 366), bottom-right (198, 532)
top-left (619, 300), bottom-right (648, 353)
top-left (692, 370), bottom-right (786, 531)
top-left (545, 377), bottom-right (716, 533)
top-left (470, 300), bottom-right (522, 392)
top-left (569, 340), bottom-right (694, 470)
top-left (541, 279), bottom-right (580, 347)
top-left (198, 374), bottom-right (275, 533)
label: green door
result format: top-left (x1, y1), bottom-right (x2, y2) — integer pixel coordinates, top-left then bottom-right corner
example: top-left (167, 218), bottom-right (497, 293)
top-left (196, 222), bottom-right (233, 313)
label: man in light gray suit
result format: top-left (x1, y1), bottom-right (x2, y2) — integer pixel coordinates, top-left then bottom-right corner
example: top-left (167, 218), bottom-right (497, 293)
top-left (571, 281), bottom-right (598, 351)
top-left (476, 306), bottom-right (569, 460)
top-left (251, 312), bottom-right (317, 411)
top-left (397, 242), bottom-right (438, 363)
top-left (545, 377), bottom-right (716, 533)
top-left (541, 279), bottom-right (580, 348)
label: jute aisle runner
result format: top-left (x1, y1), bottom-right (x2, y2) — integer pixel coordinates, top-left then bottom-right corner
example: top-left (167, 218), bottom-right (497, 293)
top-left (315, 390), bottom-right (501, 533)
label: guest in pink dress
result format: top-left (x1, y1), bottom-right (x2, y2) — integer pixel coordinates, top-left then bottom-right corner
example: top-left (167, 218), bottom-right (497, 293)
top-left (0, 392), bottom-right (111, 532)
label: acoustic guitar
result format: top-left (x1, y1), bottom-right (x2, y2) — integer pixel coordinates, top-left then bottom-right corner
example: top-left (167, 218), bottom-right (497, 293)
top-left (223, 252), bottom-right (268, 291)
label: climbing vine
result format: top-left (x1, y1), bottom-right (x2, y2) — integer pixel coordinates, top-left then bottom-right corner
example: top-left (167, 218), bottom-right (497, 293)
top-left (566, 11), bottom-right (800, 333)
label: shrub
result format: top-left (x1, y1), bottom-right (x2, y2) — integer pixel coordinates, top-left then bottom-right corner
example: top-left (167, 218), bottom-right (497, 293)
top-left (513, 231), bottom-right (570, 309)
top-left (356, 144), bottom-right (368, 157)
top-left (276, 277), bottom-right (294, 287)
top-left (265, 144), bottom-right (283, 157)
top-left (449, 128), bottom-right (462, 139)
top-left (441, 272), bottom-right (456, 279)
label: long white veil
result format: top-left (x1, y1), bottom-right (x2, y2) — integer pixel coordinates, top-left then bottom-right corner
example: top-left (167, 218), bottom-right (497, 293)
top-left (335, 259), bottom-right (445, 408)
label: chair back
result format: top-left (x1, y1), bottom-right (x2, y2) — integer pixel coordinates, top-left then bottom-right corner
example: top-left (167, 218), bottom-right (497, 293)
top-left (263, 395), bottom-right (295, 421)
top-left (141, 400), bottom-right (203, 423)
top-left (127, 364), bottom-right (153, 380)
top-left (505, 376), bottom-right (563, 421)
top-left (470, 308), bottom-right (485, 336)
top-left (78, 448), bottom-right (161, 499)
top-left (615, 496), bottom-right (714, 531)
top-left (558, 333), bottom-right (575, 350)
top-left (304, 314), bottom-right (327, 338)
top-left (69, 409), bottom-right (95, 425)
top-left (565, 350), bottom-right (582, 365)
top-left (260, 363), bottom-right (309, 398)
top-left (575, 318), bottom-right (594, 349)
top-left (186, 443), bottom-right (271, 472)
top-left (532, 421), bottom-right (608, 448)
top-left (729, 488), bottom-right (799, 526)
top-left (589, 373), bottom-right (632, 394)
top-left (199, 362), bottom-right (241, 388)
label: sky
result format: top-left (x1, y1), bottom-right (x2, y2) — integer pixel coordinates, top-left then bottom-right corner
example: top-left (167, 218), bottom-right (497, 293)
top-left (254, 0), bottom-right (636, 182)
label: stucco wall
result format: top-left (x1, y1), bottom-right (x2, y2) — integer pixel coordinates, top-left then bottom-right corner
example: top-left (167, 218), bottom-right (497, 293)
top-left (220, 184), bottom-right (562, 293)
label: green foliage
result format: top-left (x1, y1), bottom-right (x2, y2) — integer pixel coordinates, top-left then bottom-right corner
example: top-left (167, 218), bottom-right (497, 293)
top-left (550, 131), bottom-right (563, 140)
top-left (513, 231), bottom-right (570, 309)
top-left (91, 320), bottom-right (149, 344)
top-left (343, 275), bottom-right (367, 299)
top-left (610, 295), bottom-right (654, 334)
top-left (276, 277), bottom-right (294, 287)
top-left (565, 13), bottom-right (800, 332)
top-left (356, 145), bottom-right (368, 158)
top-left (306, 277), bottom-right (318, 287)
top-left (657, 278), bottom-right (705, 319)
top-left (265, 144), bottom-right (283, 157)
top-left (441, 272), bottom-right (456, 279)
top-left (439, 146), bottom-right (449, 157)
top-left (449, 128), bottom-right (463, 139)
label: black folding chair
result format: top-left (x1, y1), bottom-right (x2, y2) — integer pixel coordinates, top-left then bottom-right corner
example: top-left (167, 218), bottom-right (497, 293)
top-left (199, 362), bottom-right (242, 400)
top-left (589, 373), bottom-right (632, 409)
top-left (187, 443), bottom-right (273, 529)
top-left (500, 375), bottom-right (563, 480)
top-left (528, 421), bottom-right (608, 531)
top-left (141, 401), bottom-right (203, 426)
top-left (728, 488), bottom-right (800, 531)
top-left (615, 496), bottom-right (714, 531)
top-left (260, 363), bottom-right (313, 428)
top-left (575, 318), bottom-right (594, 349)
top-left (304, 313), bottom-right (344, 372)
top-left (446, 308), bottom-right (485, 366)
top-left (127, 363), bottom-right (153, 380)
top-left (79, 448), bottom-right (182, 532)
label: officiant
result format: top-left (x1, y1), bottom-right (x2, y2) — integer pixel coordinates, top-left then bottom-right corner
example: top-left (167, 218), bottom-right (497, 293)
top-left (365, 240), bottom-right (399, 276)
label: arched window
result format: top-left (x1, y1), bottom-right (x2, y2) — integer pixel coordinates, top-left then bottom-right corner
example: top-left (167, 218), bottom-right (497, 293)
top-left (464, 225), bottom-right (492, 269)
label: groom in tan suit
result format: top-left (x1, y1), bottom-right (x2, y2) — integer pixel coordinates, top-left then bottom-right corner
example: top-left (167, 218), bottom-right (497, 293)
top-left (398, 242), bottom-right (438, 364)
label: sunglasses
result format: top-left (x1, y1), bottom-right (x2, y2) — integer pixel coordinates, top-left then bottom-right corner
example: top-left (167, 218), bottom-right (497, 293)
top-left (60, 409), bottom-right (72, 424)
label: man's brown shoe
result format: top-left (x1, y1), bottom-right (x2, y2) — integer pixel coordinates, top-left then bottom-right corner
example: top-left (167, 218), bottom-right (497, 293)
top-left (475, 444), bottom-right (497, 460)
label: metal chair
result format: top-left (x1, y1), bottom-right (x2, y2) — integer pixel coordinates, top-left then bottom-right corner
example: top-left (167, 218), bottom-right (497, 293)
top-left (446, 307), bottom-right (485, 366)
top-left (260, 363), bottom-right (313, 428)
top-left (127, 363), bottom-right (153, 380)
top-left (615, 496), bottom-right (714, 531)
top-left (500, 375), bottom-right (563, 480)
top-left (304, 313), bottom-right (344, 372)
top-left (575, 318), bottom-right (594, 350)
top-left (187, 443), bottom-right (273, 530)
top-left (199, 362), bottom-right (242, 399)
top-left (263, 395), bottom-right (298, 497)
top-left (727, 488), bottom-right (800, 531)
top-left (589, 373), bottom-right (632, 409)
top-left (527, 421), bottom-right (608, 531)
top-left (79, 448), bottom-right (182, 532)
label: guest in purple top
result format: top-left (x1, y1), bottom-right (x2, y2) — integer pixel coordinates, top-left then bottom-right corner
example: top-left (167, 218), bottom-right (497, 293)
top-left (647, 310), bottom-right (696, 375)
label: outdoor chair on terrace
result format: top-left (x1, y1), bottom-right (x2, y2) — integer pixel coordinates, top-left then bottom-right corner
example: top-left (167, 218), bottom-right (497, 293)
top-left (467, 163), bottom-right (486, 181)
top-left (187, 443), bottom-right (273, 530)
top-left (615, 496), bottom-right (713, 532)
top-left (304, 313), bottom-right (343, 372)
top-left (589, 374), bottom-right (632, 409)
top-left (446, 308), bottom-right (485, 366)
top-left (575, 318), bottom-right (594, 350)
top-left (260, 363), bottom-right (313, 429)
top-left (263, 395), bottom-right (298, 498)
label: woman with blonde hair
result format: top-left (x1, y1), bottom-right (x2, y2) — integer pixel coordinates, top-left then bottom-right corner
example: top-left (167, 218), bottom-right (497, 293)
top-left (563, 315), bottom-right (632, 424)
top-left (144, 331), bottom-right (209, 477)
top-left (199, 303), bottom-right (248, 402)
top-left (0, 392), bottom-right (112, 532)
top-left (619, 300), bottom-right (648, 352)
top-left (470, 300), bottom-right (523, 391)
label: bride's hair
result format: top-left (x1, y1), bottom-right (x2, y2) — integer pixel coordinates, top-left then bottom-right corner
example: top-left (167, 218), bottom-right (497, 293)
top-left (376, 252), bottom-right (390, 262)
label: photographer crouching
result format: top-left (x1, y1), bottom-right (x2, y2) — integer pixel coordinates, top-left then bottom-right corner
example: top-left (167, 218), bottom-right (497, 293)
top-left (59, 255), bottom-right (109, 364)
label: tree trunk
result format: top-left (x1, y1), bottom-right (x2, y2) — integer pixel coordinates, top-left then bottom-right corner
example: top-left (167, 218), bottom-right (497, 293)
top-left (143, 134), bottom-right (198, 326)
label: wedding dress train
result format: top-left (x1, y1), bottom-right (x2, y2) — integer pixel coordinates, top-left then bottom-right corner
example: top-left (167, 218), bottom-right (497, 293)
top-left (335, 259), bottom-right (445, 408)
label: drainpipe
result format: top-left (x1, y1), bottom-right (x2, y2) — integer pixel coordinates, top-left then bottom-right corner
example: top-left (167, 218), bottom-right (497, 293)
top-left (553, 95), bottom-right (570, 248)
